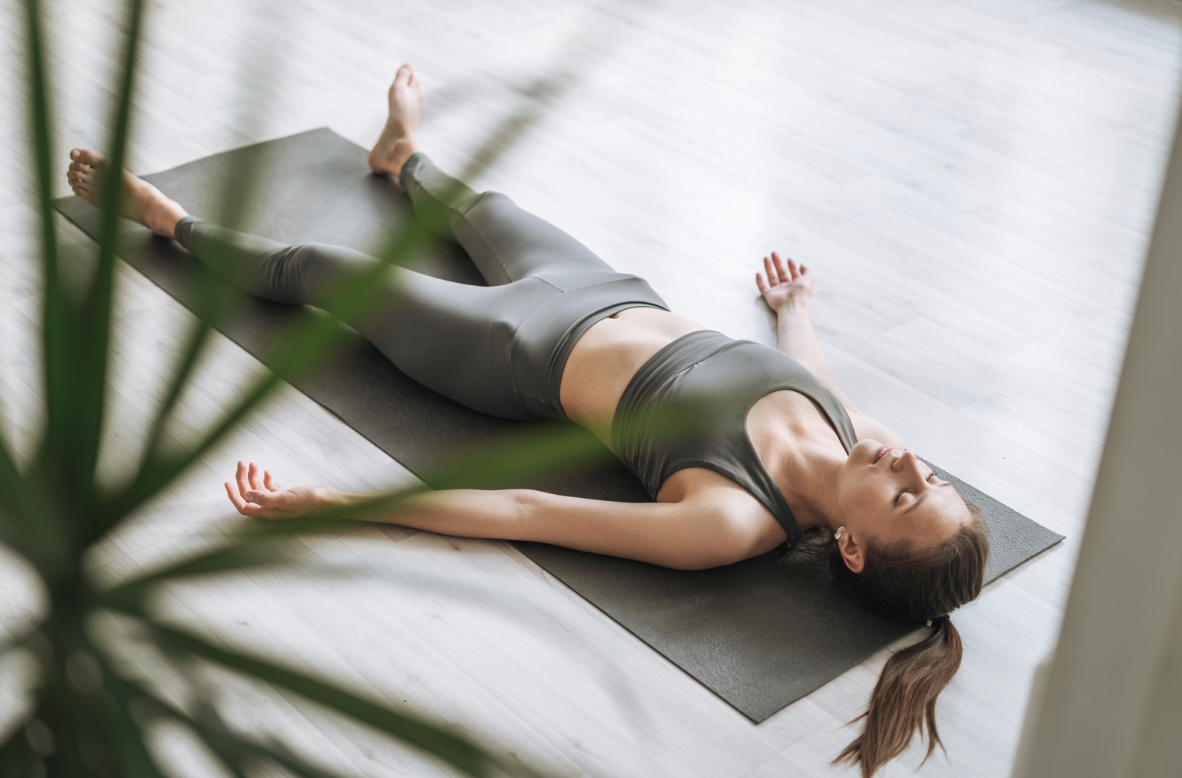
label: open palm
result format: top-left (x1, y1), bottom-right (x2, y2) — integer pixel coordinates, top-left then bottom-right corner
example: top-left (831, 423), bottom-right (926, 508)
top-left (223, 460), bottom-right (335, 520)
top-left (756, 251), bottom-right (814, 311)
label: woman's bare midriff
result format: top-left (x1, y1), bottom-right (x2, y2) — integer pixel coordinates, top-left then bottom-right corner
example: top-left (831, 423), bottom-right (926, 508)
top-left (559, 306), bottom-right (709, 443)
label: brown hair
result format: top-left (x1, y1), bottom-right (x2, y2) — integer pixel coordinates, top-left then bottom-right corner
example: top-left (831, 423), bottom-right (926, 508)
top-left (789, 501), bottom-right (989, 777)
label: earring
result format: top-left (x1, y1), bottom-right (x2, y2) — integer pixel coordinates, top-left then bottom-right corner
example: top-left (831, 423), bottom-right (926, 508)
top-left (834, 531), bottom-right (842, 540)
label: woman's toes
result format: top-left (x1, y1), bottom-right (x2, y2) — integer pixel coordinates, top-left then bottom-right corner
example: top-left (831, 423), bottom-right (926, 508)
top-left (71, 148), bottom-right (106, 167)
top-left (68, 156), bottom-right (96, 188)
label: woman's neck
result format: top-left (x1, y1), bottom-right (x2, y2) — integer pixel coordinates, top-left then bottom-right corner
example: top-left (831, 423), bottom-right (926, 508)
top-left (777, 439), bottom-right (845, 531)
top-left (750, 395), bottom-right (847, 531)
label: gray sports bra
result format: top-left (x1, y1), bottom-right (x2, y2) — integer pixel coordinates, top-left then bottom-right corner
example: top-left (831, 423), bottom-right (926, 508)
top-left (610, 329), bottom-right (859, 545)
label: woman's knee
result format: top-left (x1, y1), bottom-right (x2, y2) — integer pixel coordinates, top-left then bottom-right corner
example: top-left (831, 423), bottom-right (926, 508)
top-left (284, 242), bottom-right (386, 305)
top-left (454, 190), bottom-right (514, 229)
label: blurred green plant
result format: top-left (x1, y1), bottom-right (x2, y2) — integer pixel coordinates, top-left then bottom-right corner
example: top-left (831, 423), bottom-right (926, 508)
top-left (0, 0), bottom-right (613, 776)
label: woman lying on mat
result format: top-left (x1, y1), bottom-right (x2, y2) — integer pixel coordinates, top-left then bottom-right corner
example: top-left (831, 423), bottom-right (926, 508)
top-left (67, 63), bottom-right (988, 777)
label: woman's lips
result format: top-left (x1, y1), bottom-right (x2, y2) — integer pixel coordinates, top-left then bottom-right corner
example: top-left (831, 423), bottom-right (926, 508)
top-left (874, 445), bottom-right (891, 463)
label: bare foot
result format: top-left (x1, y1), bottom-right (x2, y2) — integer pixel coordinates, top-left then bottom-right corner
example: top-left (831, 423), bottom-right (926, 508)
top-left (66, 149), bottom-right (188, 239)
top-left (368, 63), bottom-right (424, 180)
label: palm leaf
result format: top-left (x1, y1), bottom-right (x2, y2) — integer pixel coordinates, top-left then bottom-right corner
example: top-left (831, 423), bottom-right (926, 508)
top-left (16, 0), bottom-right (82, 582)
top-left (18, 0), bottom-right (61, 437)
top-left (0, 724), bottom-right (40, 778)
top-left (182, 696), bottom-right (264, 778)
top-left (66, 0), bottom-right (148, 536)
top-left (95, 418), bottom-right (617, 611)
top-left (97, 661), bottom-right (188, 778)
top-left (101, 211), bottom-right (434, 528)
top-left (10, 0), bottom-right (621, 772)
top-left (94, 530), bottom-right (345, 613)
top-left (133, 41), bottom-right (284, 494)
top-left (0, 447), bottom-right (33, 557)
top-left (0, 436), bottom-right (30, 524)
top-left (144, 620), bottom-right (505, 778)
top-left (19, 0), bottom-right (68, 519)
top-left (421, 423), bottom-right (611, 491)
top-left (130, 267), bottom-right (252, 520)
top-left (136, 689), bottom-right (362, 778)
top-left (28, 676), bottom-right (86, 775)
top-left (102, 59), bottom-right (588, 531)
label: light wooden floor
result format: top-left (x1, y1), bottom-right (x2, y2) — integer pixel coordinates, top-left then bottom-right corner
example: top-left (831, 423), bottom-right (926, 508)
top-left (2, 0), bottom-right (1181, 776)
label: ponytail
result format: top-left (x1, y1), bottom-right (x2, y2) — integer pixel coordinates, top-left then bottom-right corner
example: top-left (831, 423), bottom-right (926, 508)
top-left (786, 502), bottom-right (989, 778)
top-left (835, 615), bottom-right (962, 776)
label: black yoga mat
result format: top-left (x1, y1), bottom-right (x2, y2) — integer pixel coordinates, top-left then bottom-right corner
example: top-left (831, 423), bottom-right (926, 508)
top-left (54, 128), bottom-right (1064, 722)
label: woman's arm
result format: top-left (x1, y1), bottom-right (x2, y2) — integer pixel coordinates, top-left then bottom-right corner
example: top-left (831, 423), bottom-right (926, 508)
top-left (756, 252), bottom-right (860, 411)
top-left (756, 254), bottom-right (905, 447)
top-left (225, 461), bottom-right (766, 570)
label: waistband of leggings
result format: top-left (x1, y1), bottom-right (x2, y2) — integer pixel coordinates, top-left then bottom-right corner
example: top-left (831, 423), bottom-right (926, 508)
top-left (511, 275), bottom-right (670, 421)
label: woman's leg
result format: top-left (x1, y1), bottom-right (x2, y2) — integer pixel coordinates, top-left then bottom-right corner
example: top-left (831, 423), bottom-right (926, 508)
top-left (67, 63), bottom-right (665, 422)
top-left (172, 216), bottom-right (558, 419)
top-left (64, 140), bottom-right (640, 422)
top-left (365, 65), bottom-right (670, 418)
top-left (399, 153), bottom-right (620, 288)
top-left (370, 65), bottom-right (623, 289)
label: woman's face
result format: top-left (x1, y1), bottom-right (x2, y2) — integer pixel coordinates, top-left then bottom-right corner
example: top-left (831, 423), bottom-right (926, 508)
top-left (835, 439), bottom-right (972, 555)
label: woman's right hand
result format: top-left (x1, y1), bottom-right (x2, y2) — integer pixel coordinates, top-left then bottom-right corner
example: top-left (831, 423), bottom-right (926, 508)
top-left (755, 251), bottom-right (814, 311)
top-left (224, 460), bottom-right (339, 520)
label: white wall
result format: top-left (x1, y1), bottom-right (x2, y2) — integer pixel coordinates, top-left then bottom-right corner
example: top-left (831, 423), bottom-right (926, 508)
top-left (1011, 104), bottom-right (1182, 777)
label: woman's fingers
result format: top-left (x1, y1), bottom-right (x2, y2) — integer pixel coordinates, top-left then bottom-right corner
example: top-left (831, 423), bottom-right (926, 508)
top-left (766, 252), bottom-right (807, 287)
top-left (236, 461), bottom-right (252, 501)
top-left (224, 480), bottom-right (246, 511)
top-left (227, 461), bottom-right (288, 520)
top-left (224, 480), bottom-right (284, 520)
top-left (226, 480), bottom-right (266, 517)
top-left (774, 252), bottom-right (801, 281)
top-left (755, 272), bottom-right (768, 294)
top-left (248, 462), bottom-right (263, 492)
top-left (772, 252), bottom-right (792, 281)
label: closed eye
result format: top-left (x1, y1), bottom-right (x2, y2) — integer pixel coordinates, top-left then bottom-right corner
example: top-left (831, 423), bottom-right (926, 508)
top-left (896, 472), bottom-right (940, 504)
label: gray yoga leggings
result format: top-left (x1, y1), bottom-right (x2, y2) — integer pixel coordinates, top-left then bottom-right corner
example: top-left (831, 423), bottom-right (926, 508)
top-left (173, 152), bottom-right (670, 420)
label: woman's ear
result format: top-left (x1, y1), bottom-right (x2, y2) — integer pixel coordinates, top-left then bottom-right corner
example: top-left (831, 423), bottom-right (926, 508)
top-left (836, 528), bottom-right (865, 573)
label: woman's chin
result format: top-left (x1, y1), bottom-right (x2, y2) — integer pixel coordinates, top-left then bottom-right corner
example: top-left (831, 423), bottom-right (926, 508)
top-left (850, 438), bottom-right (882, 465)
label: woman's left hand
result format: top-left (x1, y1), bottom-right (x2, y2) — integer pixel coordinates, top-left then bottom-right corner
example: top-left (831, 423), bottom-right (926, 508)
top-left (224, 460), bottom-right (338, 520)
top-left (756, 251), bottom-right (814, 311)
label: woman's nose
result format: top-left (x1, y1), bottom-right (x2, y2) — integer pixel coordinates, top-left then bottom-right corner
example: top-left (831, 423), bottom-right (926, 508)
top-left (894, 449), bottom-right (920, 471)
